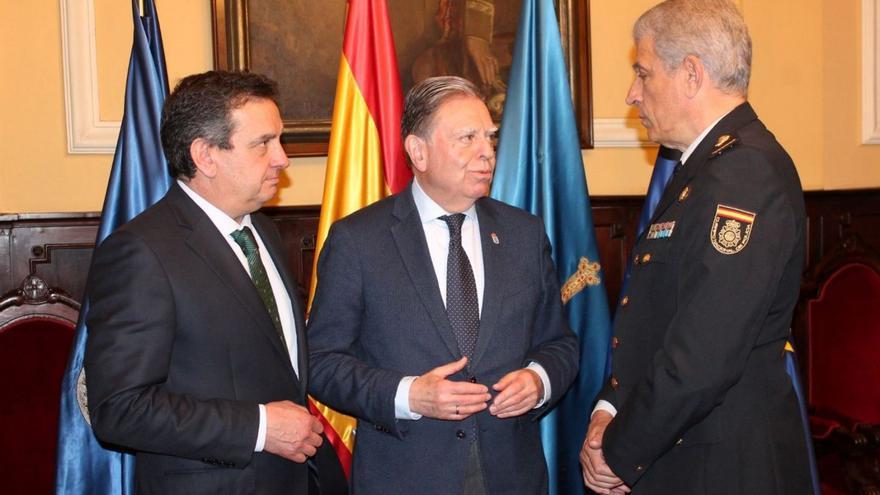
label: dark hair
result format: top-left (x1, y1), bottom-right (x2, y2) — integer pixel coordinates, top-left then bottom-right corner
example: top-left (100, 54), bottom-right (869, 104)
top-left (400, 76), bottom-right (482, 165)
top-left (160, 70), bottom-right (279, 179)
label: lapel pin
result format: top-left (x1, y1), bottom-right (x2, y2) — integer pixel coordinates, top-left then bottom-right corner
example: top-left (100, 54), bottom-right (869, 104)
top-left (490, 232), bottom-right (500, 245)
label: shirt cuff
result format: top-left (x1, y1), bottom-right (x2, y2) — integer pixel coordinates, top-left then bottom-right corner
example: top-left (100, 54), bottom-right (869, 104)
top-left (527, 362), bottom-right (552, 408)
top-left (255, 404), bottom-right (267, 452)
top-left (592, 399), bottom-right (618, 418)
top-left (395, 376), bottom-right (423, 420)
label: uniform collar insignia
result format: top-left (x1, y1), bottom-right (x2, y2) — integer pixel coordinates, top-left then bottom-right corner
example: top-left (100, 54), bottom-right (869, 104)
top-left (711, 134), bottom-right (738, 157)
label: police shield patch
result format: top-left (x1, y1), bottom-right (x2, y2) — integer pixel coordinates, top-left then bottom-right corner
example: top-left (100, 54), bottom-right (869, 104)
top-left (710, 205), bottom-right (756, 254)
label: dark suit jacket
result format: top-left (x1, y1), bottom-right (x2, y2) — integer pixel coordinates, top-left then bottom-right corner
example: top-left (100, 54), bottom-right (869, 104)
top-left (600, 103), bottom-right (813, 494)
top-left (85, 184), bottom-right (342, 494)
top-left (307, 186), bottom-right (579, 495)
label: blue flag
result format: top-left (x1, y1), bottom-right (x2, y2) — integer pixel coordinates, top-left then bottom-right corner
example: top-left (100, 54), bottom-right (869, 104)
top-left (632, 149), bottom-right (821, 495)
top-left (55, 1), bottom-right (171, 492)
top-left (490, 0), bottom-right (613, 493)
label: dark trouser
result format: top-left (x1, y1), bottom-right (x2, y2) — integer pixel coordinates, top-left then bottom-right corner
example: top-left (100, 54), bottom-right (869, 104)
top-left (463, 441), bottom-right (487, 495)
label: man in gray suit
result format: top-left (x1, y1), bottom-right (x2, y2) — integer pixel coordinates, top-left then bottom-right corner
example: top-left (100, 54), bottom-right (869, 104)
top-left (85, 71), bottom-right (346, 494)
top-left (307, 76), bottom-right (579, 494)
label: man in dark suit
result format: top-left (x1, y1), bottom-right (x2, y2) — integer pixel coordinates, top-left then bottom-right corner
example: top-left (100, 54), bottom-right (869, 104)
top-left (307, 76), bottom-right (579, 494)
top-left (84, 71), bottom-right (346, 494)
top-left (579, 1), bottom-right (813, 493)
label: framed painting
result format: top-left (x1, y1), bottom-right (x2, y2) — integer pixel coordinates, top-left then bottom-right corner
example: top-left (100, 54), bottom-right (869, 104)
top-left (212, 0), bottom-right (592, 156)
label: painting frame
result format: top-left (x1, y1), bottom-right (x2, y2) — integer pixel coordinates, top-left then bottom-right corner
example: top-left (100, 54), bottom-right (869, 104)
top-left (211, 0), bottom-right (593, 157)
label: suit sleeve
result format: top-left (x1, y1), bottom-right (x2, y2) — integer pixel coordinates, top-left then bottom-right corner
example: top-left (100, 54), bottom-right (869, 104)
top-left (84, 230), bottom-right (258, 467)
top-left (525, 228), bottom-right (580, 413)
top-left (307, 222), bottom-right (405, 434)
top-left (603, 148), bottom-right (800, 484)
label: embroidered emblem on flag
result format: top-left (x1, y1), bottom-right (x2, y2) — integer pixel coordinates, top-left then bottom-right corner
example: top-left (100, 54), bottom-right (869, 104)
top-left (710, 204), bottom-right (756, 254)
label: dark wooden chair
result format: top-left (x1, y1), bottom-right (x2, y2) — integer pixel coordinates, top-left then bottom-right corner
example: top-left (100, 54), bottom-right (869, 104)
top-left (793, 235), bottom-right (880, 495)
top-left (0, 275), bottom-right (79, 495)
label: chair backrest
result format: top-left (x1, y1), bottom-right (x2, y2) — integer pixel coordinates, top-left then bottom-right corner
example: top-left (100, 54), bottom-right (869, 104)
top-left (0, 275), bottom-right (79, 495)
top-left (801, 238), bottom-right (880, 424)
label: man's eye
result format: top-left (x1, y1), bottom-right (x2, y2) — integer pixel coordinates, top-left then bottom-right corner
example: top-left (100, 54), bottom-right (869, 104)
top-left (460, 134), bottom-right (475, 144)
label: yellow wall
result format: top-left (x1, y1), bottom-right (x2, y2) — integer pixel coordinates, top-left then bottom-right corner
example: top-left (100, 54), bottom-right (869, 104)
top-left (1, 0), bottom-right (877, 214)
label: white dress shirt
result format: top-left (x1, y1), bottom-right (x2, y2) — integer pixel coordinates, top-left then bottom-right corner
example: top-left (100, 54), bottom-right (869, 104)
top-left (178, 181), bottom-right (298, 451)
top-left (394, 179), bottom-right (551, 419)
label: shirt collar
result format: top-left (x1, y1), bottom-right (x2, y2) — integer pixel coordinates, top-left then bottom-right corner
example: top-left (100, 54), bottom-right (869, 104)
top-left (177, 180), bottom-right (254, 235)
top-left (680, 110), bottom-right (730, 166)
top-left (411, 178), bottom-right (477, 224)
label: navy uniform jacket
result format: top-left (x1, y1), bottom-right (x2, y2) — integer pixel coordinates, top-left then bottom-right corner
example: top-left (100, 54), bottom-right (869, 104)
top-left (85, 184), bottom-right (345, 494)
top-left (600, 103), bottom-right (813, 494)
top-left (307, 186), bottom-right (579, 494)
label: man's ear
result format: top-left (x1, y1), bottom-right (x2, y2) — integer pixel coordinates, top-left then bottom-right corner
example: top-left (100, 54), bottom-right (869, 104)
top-left (404, 134), bottom-right (428, 173)
top-left (682, 55), bottom-right (704, 98)
top-left (190, 138), bottom-right (217, 178)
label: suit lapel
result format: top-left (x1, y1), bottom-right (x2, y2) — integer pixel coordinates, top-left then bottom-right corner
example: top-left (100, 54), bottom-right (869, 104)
top-left (252, 214), bottom-right (304, 393)
top-left (167, 186), bottom-right (295, 369)
top-left (470, 199), bottom-right (505, 367)
top-left (390, 187), bottom-right (463, 359)
top-left (641, 102), bottom-right (759, 242)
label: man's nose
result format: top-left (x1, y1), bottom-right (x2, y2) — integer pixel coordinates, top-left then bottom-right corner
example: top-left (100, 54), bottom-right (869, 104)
top-left (626, 79), bottom-right (641, 106)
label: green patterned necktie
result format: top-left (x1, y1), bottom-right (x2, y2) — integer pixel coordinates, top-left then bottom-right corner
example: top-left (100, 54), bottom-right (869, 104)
top-left (230, 226), bottom-right (287, 349)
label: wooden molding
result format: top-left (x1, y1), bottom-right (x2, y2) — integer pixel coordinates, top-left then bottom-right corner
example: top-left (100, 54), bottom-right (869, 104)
top-left (60, 0), bottom-right (119, 154)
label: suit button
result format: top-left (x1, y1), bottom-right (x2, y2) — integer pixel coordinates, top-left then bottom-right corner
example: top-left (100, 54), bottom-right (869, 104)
top-left (620, 296), bottom-right (629, 306)
top-left (611, 336), bottom-right (620, 349)
top-left (641, 253), bottom-right (652, 263)
top-left (456, 430), bottom-right (467, 439)
top-left (468, 376), bottom-right (477, 383)
top-left (610, 376), bottom-right (619, 389)
top-left (635, 465), bottom-right (644, 472)
top-left (676, 438), bottom-right (683, 446)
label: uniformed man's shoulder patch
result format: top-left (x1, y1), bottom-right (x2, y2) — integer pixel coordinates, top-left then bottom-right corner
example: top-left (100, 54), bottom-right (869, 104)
top-left (710, 204), bottom-right (756, 254)
top-left (710, 134), bottom-right (738, 157)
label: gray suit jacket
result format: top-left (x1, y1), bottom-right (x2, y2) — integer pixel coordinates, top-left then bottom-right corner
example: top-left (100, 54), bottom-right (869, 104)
top-left (85, 184), bottom-right (343, 494)
top-left (308, 185), bottom-right (579, 494)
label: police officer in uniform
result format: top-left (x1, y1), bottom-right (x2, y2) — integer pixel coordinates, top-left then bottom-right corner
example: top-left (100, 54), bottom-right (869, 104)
top-left (579, 1), bottom-right (813, 493)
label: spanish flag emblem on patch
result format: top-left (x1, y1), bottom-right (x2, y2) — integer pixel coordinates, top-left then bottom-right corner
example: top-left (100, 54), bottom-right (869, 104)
top-left (710, 204), bottom-right (756, 254)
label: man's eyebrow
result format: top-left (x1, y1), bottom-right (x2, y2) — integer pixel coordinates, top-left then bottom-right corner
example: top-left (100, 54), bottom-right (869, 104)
top-left (248, 132), bottom-right (277, 146)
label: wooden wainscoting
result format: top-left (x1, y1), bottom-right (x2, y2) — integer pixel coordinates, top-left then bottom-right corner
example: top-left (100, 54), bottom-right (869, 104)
top-left (2, 189), bottom-right (879, 311)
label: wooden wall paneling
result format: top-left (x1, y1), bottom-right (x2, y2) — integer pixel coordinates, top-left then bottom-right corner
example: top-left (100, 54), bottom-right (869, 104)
top-left (2, 189), bottom-right (879, 315)
top-left (1, 213), bottom-right (100, 303)
top-left (590, 196), bottom-right (643, 310)
top-left (261, 206), bottom-right (321, 299)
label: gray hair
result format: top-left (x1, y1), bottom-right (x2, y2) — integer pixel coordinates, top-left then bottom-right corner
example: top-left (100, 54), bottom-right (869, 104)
top-left (634, 0), bottom-right (752, 96)
top-left (401, 76), bottom-right (483, 147)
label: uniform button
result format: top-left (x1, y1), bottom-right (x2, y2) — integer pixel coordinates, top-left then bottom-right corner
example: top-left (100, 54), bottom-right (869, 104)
top-left (635, 465), bottom-right (644, 472)
top-left (633, 254), bottom-right (640, 265)
top-left (620, 296), bottom-right (629, 306)
top-left (676, 438), bottom-right (683, 446)
top-left (468, 376), bottom-right (477, 383)
top-left (611, 336), bottom-right (620, 349)
top-left (456, 430), bottom-right (467, 439)
top-left (641, 253), bottom-right (652, 263)
top-left (610, 376), bottom-right (619, 389)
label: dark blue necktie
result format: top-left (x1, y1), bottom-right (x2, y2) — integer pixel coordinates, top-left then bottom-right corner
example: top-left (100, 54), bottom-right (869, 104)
top-left (440, 214), bottom-right (480, 359)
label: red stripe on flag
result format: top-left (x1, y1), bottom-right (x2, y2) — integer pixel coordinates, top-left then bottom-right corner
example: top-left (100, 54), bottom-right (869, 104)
top-left (342, 0), bottom-right (408, 193)
top-left (309, 399), bottom-right (352, 480)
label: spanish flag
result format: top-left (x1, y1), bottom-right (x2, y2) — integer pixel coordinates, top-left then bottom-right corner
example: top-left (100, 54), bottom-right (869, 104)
top-left (307, 0), bottom-right (410, 478)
